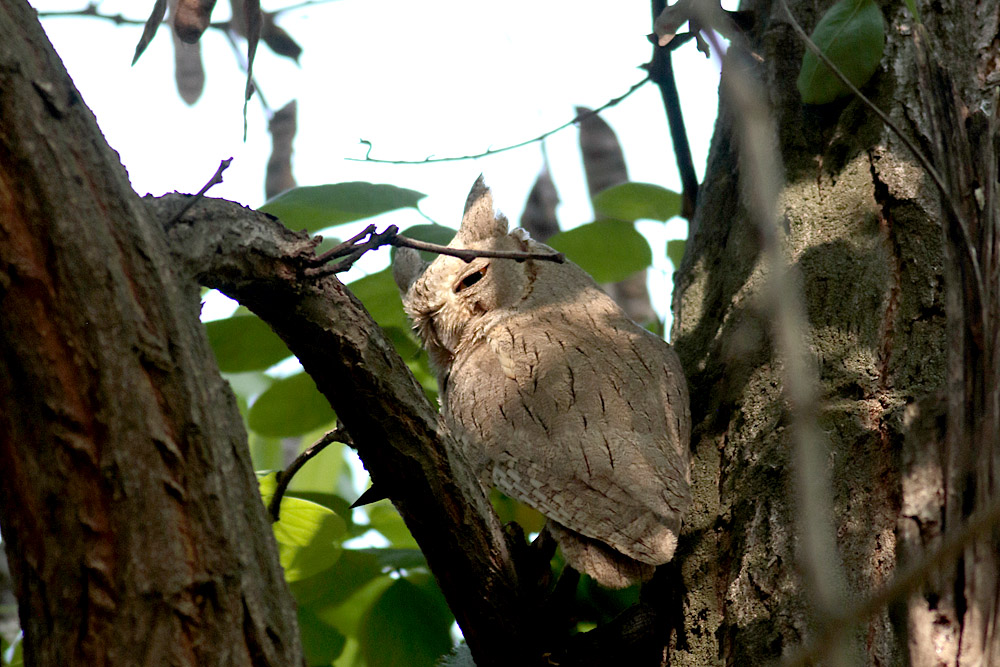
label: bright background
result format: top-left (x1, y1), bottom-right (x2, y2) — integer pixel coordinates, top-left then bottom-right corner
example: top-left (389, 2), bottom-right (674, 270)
top-left (33, 0), bottom-right (726, 323)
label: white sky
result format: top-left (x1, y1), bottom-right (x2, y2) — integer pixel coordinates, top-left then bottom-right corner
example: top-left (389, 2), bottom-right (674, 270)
top-left (33, 0), bottom-right (726, 323)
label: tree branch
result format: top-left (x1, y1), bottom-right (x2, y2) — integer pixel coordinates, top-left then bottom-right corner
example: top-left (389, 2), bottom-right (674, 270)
top-left (268, 425), bottom-right (349, 522)
top-left (151, 193), bottom-right (549, 665)
top-left (309, 223), bottom-right (565, 274)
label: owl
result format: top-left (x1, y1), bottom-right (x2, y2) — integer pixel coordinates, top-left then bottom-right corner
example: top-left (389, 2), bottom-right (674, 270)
top-left (393, 176), bottom-right (691, 588)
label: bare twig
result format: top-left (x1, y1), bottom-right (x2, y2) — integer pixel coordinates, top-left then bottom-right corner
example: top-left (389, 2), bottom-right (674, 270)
top-left (391, 234), bottom-right (565, 264)
top-left (348, 77), bottom-right (651, 165)
top-left (309, 224), bottom-right (565, 274)
top-left (165, 157), bottom-right (233, 227)
top-left (38, 3), bottom-right (145, 25)
top-left (648, 7), bottom-right (699, 216)
top-left (268, 425), bottom-right (350, 522)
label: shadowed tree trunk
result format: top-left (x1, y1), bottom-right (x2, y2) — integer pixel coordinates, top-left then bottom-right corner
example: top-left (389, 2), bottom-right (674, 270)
top-left (669, 0), bottom-right (999, 664)
top-left (0, 2), bottom-right (302, 663)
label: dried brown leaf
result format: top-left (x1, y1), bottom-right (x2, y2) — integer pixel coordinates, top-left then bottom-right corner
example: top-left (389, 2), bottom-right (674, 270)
top-left (132, 0), bottom-right (168, 65)
top-left (265, 101), bottom-right (298, 199)
top-left (174, 0), bottom-right (217, 43)
top-left (172, 28), bottom-right (205, 104)
top-left (229, 0), bottom-right (247, 36)
top-left (576, 106), bottom-right (628, 198)
top-left (576, 108), bottom-right (655, 325)
top-left (262, 12), bottom-right (302, 62)
top-left (242, 0), bottom-right (262, 138)
top-left (519, 167), bottom-right (560, 242)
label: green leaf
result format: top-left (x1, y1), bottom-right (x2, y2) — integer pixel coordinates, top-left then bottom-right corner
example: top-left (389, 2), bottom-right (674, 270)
top-left (365, 500), bottom-right (418, 548)
top-left (248, 434), bottom-right (284, 471)
top-left (298, 605), bottom-right (348, 665)
top-left (592, 182), bottom-right (681, 222)
top-left (259, 182), bottom-right (426, 233)
top-left (490, 490), bottom-right (546, 534)
top-left (348, 268), bottom-right (408, 330)
top-left (288, 549), bottom-right (384, 609)
top-left (357, 547), bottom-right (428, 572)
top-left (6, 635), bottom-right (22, 667)
top-left (259, 480), bottom-right (347, 582)
top-left (223, 370), bottom-right (273, 404)
top-left (205, 314), bottom-right (292, 372)
top-left (248, 372), bottom-right (336, 437)
top-left (546, 220), bottom-right (653, 283)
top-left (797, 0), bottom-right (886, 105)
top-left (359, 576), bottom-right (454, 667)
top-left (903, 0), bottom-right (921, 22)
top-left (394, 224), bottom-right (456, 262)
top-left (666, 238), bottom-right (686, 270)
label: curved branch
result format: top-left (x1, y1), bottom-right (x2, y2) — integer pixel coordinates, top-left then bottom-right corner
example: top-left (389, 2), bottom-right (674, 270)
top-left (152, 193), bottom-right (547, 666)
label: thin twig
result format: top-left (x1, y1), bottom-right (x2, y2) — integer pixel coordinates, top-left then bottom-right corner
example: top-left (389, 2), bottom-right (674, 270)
top-left (348, 77), bottom-right (651, 164)
top-left (268, 425), bottom-right (350, 522)
top-left (165, 158), bottom-right (233, 227)
top-left (309, 224), bottom-right (565, 275)
top-left (391, 234), bottom-right (565, 264)
top-left (38, 3), bottom-right (145, 25)
top-left (777, 0), bottom-right (985, 306)
top-left (650, 3), bottom-right (699, 217)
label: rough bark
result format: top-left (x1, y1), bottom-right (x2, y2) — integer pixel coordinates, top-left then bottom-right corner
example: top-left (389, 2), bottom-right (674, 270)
top-left (0, 1), bottom-right (301, 664)
top-left (669, 0), bottom-right (998, 664)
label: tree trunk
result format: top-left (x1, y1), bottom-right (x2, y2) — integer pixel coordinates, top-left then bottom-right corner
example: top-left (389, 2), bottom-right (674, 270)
top-left (0, 1), bottom-right (302, 664)
top-left (669, 0), bottom-right (998, 664)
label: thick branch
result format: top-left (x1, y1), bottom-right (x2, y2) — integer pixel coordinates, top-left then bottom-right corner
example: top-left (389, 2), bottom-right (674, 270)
top-left (151, 194), bottom-right (548, 665)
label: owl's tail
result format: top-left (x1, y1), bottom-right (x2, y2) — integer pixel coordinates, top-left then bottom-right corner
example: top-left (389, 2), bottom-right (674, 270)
top-left (547, 521), bottom-right (656, 589)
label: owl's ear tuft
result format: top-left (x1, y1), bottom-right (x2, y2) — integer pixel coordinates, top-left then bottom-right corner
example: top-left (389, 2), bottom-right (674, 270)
top-left (392, 247), bottom-right (428, 292)
top-left (457, 175), bottom-right (508, 245)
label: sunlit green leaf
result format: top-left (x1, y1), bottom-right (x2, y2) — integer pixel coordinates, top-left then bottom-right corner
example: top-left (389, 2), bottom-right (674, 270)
top-left (547, 220), bottom-right (652, 283)
top-left (348, 268), bottom-right (408, 330)
top-left (205, 314), bottom-right (292, 373)
top-left (259, 182), bottom-right (426, 233)
top-left (797, 0), bottom-right (885, 105)
top-left (248, 372), bottom-right (336, 437)
top-left (359, 575), bottom-right (453, 667)
top-left (593, 182), bottom-right (681, 222)
top-left (264, 491), bottom-right (346, 582)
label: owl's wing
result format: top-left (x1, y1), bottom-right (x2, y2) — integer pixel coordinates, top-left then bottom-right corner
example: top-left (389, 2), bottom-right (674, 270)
top-left (446, 307), bottom-right (690, 565)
